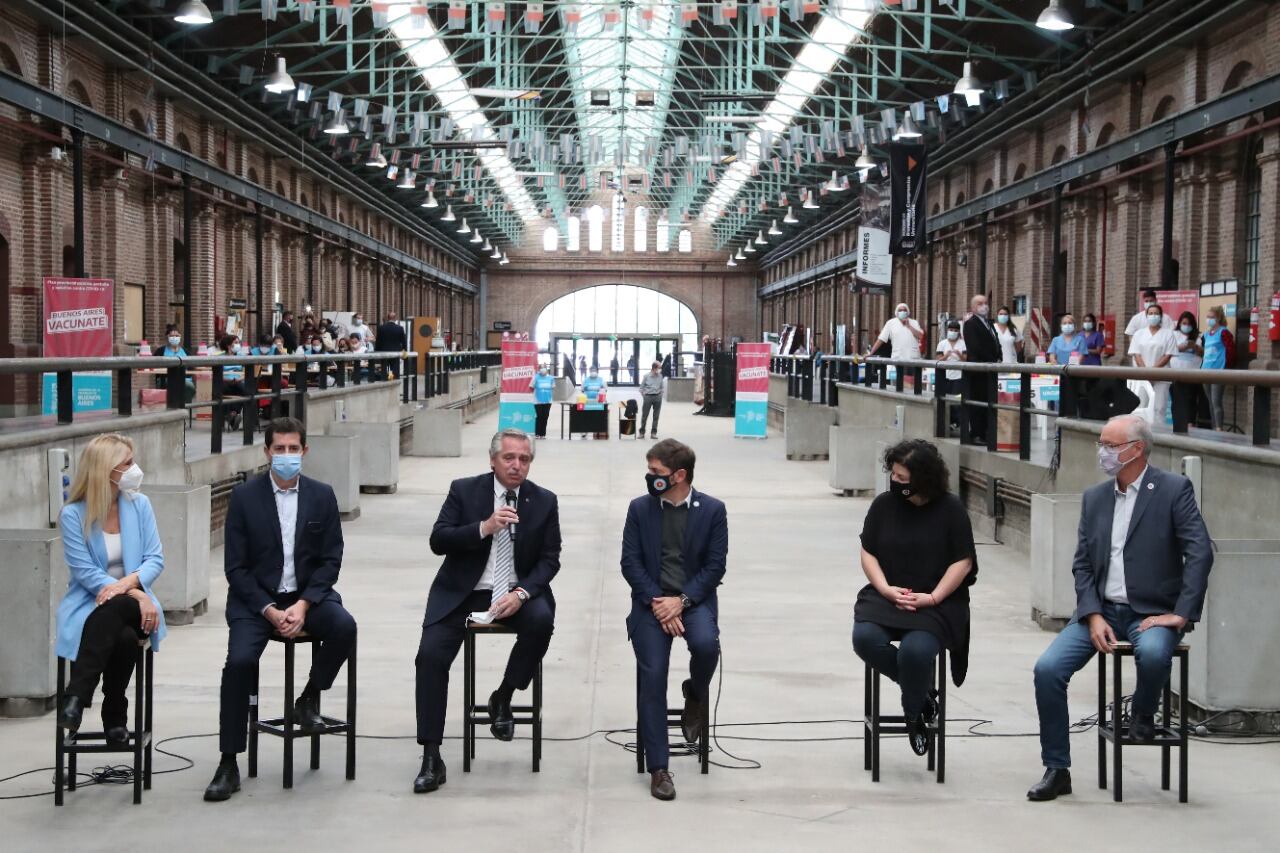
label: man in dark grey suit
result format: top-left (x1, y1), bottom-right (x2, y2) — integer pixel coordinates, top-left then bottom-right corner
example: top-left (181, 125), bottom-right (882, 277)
top-left (1027, 414), bottom-right (1212, 801)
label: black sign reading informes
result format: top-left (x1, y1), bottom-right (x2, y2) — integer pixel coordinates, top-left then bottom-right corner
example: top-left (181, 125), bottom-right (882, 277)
top-left (889, 142), bottom-right (928, 257)
top-left (229, 298), bottom-right (248, 309)
top-left (492, 321), bottom-right (512, 331)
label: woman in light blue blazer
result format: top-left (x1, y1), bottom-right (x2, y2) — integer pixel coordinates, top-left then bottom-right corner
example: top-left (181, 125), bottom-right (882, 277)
top-left (56, 434), bottom-right (166, 741)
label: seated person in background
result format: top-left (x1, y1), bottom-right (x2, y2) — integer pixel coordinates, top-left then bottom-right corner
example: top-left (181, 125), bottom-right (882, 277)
top-left (250, 334), bottom-right (276, 356)
top-left (581, 365), bottom-right (607, 400)
top-left (853, 439), bottom-right (977, 758)
top-left (347, 334), bottom-right (371, 381)
top-left (56, 434), bottom-right (166, 742)
top-left (213, 334), bottom-right (247, 430)
top-left (160, 328), bottom-right (187, 358)
top-left (1028, 414), bottom-right (1212, 802)
top-left (205, 417), bottom-right (356, 802)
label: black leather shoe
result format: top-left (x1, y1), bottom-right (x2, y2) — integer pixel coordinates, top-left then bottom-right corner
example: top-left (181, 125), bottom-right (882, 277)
top-left (413, 754), bottom-right (447, 794)
top-left (203, 762), bottom-right (240, 802)
top-left (488, 691), bottom-right (515, 741)
top-left (1027, 768), bottom-right (1073, 801)
top-left (1130, 714), bottom-right (1157, 743)
top-left (294, 694), bottom-right (326, 735)
top-left (650, 769), bottom-right (676, 801)
top-left (58, 696), bottom-right (85, 735)
top-left (680, 679), bottom-right (706, 745)
top-left (905, 714), bottom-right (931, 756)
top-left (105, 726), bottom-right (130, 745)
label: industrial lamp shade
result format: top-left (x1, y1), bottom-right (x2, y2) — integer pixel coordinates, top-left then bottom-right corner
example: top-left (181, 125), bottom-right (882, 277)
top-left (323, 110), bottom-right (349, 135)
top-left (727, 255), bottom-right (737, 267)
top-left (264, 56), bottom-right (295, 94)
top-left (397, 169), bottom-right (416, 189)
top-left (421, 191), bottom-right (438, 208)
top-left (954, 61), bottom-right (984, 98)
top-left (456, 217), bottom-right (471, 235)
top-left (491, 245), bottom-right (502, 259)
top-left (755, 230), bottom-right (768, 246)
top-left (895, 112), bottom-right (922, 139)
top-left (500, 252), bottom-right (510, 265)
top-left (855, 145), bottom-right (876, 170)
top-left (441, 205), bottom-right (456, 222)
top-left (174, 0), bottom-right (213, 25)
top-left (1036, 0), bottom-right (1074, 31)
top-left (470, 230), bottom-right (483, 244)
top-left (782, 206), bottom-right (799, 224)
top-left (768, 219), bottom-right (783, 236)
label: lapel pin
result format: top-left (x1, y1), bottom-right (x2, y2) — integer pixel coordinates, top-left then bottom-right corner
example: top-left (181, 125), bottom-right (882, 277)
top-left (693, 501), bottom-right (700, 507)
top-left (1147, 483), bottom-right (1154, 490)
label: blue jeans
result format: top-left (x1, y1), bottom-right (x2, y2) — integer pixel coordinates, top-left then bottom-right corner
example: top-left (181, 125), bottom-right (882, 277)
top-left (852, 621), bottom-right (941, 717)
top-left (630, 601), bottom-right (719, 772)
top-left (1033, 602), bottom-right (1182, 769)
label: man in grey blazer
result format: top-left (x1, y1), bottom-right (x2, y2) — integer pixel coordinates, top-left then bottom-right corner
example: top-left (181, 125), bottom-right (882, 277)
top-left (1027, 414), bottom-right (1212, 801)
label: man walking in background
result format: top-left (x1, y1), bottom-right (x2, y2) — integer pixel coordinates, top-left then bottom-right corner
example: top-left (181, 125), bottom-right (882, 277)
top-left (639, 360), bottom-right (665, 439)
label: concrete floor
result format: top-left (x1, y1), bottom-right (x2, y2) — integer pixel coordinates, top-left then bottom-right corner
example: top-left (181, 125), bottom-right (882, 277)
top-left (3, 399), bottom-right (1278, 852)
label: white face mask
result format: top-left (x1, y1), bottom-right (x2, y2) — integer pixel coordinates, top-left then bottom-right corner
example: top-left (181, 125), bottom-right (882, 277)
top-left (976, 304), bottom-right (989, 317)
top-left (1147, 314), bottom-right (1162, 327)
top-left (231, 343), bottom-right (242, 355)
top-left (168, 336), bottom-right (181, 347)
top-left (115, 463), bottom-right (144, 495)
top-left (897, 310), bottom-right (910, 321)
top-left (946, 330), bottom-right (960, 341)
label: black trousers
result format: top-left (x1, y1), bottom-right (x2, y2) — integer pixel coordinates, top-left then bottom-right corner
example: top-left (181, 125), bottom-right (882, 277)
top-left (66, 595), bottom-right (145, 728)
top-left (533, 403), bottom-right (551, 438)
top-left (414, 589), bottom-right (554, 745)
top-left (218, 593), bottom-right (357, 754)
top-left (966, 371), bottom-right (990, 441)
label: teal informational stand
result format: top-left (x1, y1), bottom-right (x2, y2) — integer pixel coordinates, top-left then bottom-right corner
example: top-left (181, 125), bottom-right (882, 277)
top-left (498, 401), bottom-right (537, 432)
top-left (734, 400), bottom-right (768, 437)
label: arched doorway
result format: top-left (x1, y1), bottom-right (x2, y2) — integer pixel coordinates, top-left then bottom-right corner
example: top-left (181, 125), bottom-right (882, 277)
top-left (534, 284), bottom-right (699, 385)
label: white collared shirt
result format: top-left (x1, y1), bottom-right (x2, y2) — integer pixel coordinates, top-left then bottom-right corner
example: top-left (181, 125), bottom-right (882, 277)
top-left (1104, 466), bottom-right (1148, 605)
top-left (661, 490), bottom-right (692, 509)
top-left (476, 480), bottom-right (521, 591)
top-left (272, 477), bottom-right (300, 594)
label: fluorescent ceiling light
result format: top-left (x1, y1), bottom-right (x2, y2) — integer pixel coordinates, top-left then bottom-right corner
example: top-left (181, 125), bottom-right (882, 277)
top-left (469, 87), bottom-right (541, 100)
top-left (700, 0), bottom-right (876, 223)
top-left (1036, 0), bottom-right (1074, 31)
top-left (264, 57), bottom-right (295, 94)
top-left (388, 8), bottom-right (539, 223)
top-left (174, 1), bottom-right (213, 25)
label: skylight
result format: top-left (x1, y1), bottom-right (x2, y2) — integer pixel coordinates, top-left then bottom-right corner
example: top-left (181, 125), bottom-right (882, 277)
top-left (699, 0), bottom-right (876, 223)
top-left (387, 5), bottom-right (540, 224)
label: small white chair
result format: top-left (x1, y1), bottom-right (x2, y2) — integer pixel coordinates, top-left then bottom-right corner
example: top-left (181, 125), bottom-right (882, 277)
top-left (1127, 379), bottom-right (1156, 424)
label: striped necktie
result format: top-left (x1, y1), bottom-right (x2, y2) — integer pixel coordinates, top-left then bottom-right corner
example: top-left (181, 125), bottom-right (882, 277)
top-left (491, 509), bottom-right (515, 605)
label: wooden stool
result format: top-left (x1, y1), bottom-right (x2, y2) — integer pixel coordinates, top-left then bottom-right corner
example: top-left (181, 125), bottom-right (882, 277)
top-left (463, 621), bottom-right (542, 773)
top-left (633, 672), bottom-right (710, 775)
top-left (54, 638), bottom-right (154, 806)
top-left (1097, 641), bottom-right (1190, 802)
top-left (863, 648), bottom-right (947, 783)
top-left (248, 632), bottom-right (356, 789)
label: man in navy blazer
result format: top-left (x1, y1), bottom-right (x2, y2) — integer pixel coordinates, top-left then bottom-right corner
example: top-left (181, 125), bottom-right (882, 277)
top-left (622, 438), bottom-right (727, 801)
top-left (205, 417), bottom-right (357, 802)
top-left (413, 428), bottom-right (561, 794)
top-left (1028, 414), bottom-right (1212, 801)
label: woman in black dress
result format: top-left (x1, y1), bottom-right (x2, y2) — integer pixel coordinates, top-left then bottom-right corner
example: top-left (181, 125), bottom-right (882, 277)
top-left (853, 439), bottom-right (977, 755)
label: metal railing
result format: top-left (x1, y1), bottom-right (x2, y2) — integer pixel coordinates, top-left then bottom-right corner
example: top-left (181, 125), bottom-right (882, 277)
top-left (770, 353), bottom-right (1280, 459)
top-left (0, 352), bottom-right (418, 455)
top-left (424, 350), bottom-right (502, 399)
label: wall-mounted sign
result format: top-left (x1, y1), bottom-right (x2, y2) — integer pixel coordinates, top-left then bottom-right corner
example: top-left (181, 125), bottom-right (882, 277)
top-left (229, 298), bottom-right (248, 309)
top-left (492, 320), bottom-right (512, 331)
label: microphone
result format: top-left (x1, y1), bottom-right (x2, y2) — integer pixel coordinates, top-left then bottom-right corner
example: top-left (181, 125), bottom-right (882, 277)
top-left (504, 489), bottom-right (518, 540)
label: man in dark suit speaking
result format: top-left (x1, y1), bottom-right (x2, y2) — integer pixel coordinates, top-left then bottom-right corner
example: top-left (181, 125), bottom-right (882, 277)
top-left (374, 312), bottom-right (408, 379)
top-left (1027, 414), bottom-right (1212, 801)
top-left (622, 439), bottom-right (727, 801)
top-left (204, 417), bottom-right (357, 802)
top-left (413, 428), bottom-right (561, 793)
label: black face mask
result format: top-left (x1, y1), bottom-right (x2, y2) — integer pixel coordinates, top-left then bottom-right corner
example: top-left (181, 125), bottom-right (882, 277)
top-left (646, 472), bottom-right (672, 498)
top-left (889, 479), bottom-right (914, 500)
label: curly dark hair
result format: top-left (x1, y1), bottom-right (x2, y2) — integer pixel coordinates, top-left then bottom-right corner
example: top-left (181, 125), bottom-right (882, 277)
top-left (882, 439), bottom-right (950, 502)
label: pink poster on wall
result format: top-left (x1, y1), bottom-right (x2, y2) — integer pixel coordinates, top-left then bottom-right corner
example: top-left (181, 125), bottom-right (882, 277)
top-left (43, 277), bottom-right (114, 357)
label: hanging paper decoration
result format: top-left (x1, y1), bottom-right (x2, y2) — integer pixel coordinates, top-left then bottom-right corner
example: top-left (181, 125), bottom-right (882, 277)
top-left (786, 0), bottom-right (819, 21)
top-left (602, 0), bottom-right (621, 28)
top-left (713, 0), bottom-right (738, 26)
top-left (409, 3), bottom-right (428, 28)
top-left (525, 2), bottom-right (545, 33)
top-left (677, 1), bottom-right (698, 27)
top-left (333, 0), bottom-right (352, 27)
top-left (448, 0), bottom-right (467, 29)
top-left (639, 0), bottom-right (656, 29)
top-left (486, 2), bottom-right (506, 32)
top-left (760, 0), bottom-right (779, 18)
top-left (563, 3), bottom-right (582, 34)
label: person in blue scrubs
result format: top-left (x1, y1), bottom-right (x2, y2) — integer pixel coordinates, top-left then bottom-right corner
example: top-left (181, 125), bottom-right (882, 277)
top-left (1046, 315), bottom-right (1088, 365)
top-left (530, 365), bottom-right (556, 438)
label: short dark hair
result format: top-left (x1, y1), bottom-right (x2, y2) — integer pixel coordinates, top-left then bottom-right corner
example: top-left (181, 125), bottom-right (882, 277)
top-left (646, 438), bottom-right (695, 483)
top-left (883, 439), bottom-right (949, 502)
top-left (265, 416), bottom-right (306, 448)
top-left (1142, 288), bottom-right (1158, 299)
top-left (218, 334), bottom-right (238, 350)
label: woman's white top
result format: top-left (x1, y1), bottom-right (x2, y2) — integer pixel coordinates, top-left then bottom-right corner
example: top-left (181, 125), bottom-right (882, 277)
top-left (996, 325), bottom-right (1022, 363)
top-left (103, 531), bottom-right (125, 580)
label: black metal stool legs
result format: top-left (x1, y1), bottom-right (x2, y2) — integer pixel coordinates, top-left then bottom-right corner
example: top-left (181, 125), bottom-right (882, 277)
top-left (862, 649), bottom-right (947, 783)
top-left (462, 624), bottom-right (543, 773)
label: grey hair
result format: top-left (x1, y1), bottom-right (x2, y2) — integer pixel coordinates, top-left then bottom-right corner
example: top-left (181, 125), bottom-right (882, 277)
top-left (1111, 414), bottom-right (1153, 458)
top-left (490, 428), bottom-right (535, 459)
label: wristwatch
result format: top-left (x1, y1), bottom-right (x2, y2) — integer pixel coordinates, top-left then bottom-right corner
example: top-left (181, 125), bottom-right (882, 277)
top-left (679, 594), bottom-right (692, 610)
top-left (514, 588), bottom-right (530, 602)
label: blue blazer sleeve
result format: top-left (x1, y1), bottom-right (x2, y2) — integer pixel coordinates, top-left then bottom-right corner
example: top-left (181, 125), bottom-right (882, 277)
top-left (620, 500), bottom-right (662, 603)
top-left (681, 501), bottom-right (728, 605)
top-left (223, 486), bottom-right (273, 615)
top-left (302, 485), bottom-right (344, 605)
top-left (130, 495), bottom-right (165, 592)
top-left (518, 492), bottom-right (560, 600)
top-left (1071, 489), bottom-right (1103, 619)
top-left (1171, 478), bottom-right (1213, 622)
top-left (430, 479), bottom-right (486, 555)
top-left (59, 504), bottom-right (113, 596)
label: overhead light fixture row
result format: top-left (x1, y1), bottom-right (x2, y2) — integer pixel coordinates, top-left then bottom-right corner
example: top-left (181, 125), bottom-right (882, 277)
top-left (1036, 1), bottom-right (1074, 31)
top-left (783, 206), bottom-right (799, 225)
top-left (264, 56), bottom-right (295, 94)
top-left (174, 0), bottom-right (213, 26)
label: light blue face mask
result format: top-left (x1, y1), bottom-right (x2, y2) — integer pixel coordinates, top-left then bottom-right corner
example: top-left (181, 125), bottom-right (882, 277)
top-left (271, 453), bottom-right (302, 481)
top-left (1062, 323), bottom-right (1075, 335)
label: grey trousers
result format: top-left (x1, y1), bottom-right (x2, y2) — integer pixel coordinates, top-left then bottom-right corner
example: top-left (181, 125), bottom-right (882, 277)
top-left (640, 395), bottom-right (662, 432)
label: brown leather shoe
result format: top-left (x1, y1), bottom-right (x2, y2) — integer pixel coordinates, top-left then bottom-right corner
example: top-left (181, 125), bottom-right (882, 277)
top-left (650, 769), bottom-right (676, 801)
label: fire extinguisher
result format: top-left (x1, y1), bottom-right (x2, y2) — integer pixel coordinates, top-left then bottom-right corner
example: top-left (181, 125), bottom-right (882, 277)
top-left (1249, 307), bottom-right (1260, 355)
top-left (1270, 293), bottom-right (1280, 343)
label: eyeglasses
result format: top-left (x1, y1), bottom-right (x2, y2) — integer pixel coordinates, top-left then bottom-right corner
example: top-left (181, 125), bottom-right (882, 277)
top-left (1095, 439), bottom-right (1138, 450)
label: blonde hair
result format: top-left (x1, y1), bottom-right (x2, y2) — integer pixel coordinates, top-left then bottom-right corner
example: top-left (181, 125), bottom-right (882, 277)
top-left (66, 434), bottom-right (134, 537)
